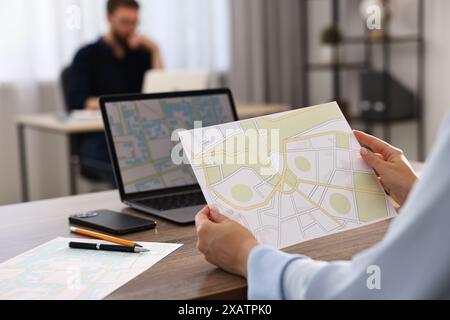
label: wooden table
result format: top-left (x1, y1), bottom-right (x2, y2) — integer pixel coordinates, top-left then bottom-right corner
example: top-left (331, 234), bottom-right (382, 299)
top-left (0, 190), bottom-right (392, 300)
top-left (15, 104), bottom-right (290, 202)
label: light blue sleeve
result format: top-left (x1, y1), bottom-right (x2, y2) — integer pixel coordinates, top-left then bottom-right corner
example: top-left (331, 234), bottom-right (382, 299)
top-left (248, 115), bottom-right (450, 300)
top-left (247, 245), bottom-right (327, 299)
top-left (246, 245), bottom-right (307, 299)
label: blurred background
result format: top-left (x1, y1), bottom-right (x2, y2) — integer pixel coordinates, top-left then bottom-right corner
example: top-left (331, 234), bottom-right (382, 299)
top-left (0, 0), bottom-right (448, 205)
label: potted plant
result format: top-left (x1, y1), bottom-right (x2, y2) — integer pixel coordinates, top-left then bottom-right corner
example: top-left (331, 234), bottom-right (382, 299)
top-left (320, 25), bottom-right (343, 64)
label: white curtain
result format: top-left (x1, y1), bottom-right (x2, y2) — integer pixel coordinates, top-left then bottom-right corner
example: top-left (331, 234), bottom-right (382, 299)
top-left (229, 0), bottom-right (304, 106)
top-left (0, 0), bottom-right (230, 204)
top-left (0, 0), bottom-right (230, 82)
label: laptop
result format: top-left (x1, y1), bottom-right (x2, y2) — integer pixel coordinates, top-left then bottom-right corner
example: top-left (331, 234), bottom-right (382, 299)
top-left (142, 69), bottom-right (210, 93)
top-left (99, 89), bottom-right (238, 224)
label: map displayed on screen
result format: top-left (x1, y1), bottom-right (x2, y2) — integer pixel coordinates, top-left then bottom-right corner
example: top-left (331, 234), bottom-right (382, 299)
top-left (105, 94), bottom-right (235, 194)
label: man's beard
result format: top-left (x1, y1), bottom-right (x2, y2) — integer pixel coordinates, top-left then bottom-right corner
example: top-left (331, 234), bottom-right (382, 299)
top-left (112, 30), bottom-right (131, 52)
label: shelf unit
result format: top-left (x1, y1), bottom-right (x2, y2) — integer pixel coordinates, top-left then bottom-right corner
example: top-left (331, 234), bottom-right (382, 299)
top-left (300, 0), bottom-right (425, 160)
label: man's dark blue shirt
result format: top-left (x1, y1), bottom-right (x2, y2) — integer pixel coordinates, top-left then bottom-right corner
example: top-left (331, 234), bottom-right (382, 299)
top-left (67, 37), bottom-right (152, 165)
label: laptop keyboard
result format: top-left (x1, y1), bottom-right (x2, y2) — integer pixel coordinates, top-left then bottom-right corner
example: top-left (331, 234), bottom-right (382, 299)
top-left (135, 192), bottom-right (206, 211)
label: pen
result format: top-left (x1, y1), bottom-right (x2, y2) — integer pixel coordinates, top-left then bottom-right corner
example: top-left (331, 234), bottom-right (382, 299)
top-left (69, 242), bottom-right (149, 253)
top-left (70, 227), bottom-right (143, 248)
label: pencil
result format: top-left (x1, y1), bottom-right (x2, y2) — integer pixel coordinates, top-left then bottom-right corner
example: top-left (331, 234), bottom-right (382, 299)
top-left (70, 226), bottom-right (143, 248)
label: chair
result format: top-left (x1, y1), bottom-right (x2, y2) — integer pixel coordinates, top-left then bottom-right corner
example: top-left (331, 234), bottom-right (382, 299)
top-left (60, 67), bottom-right (115, 187)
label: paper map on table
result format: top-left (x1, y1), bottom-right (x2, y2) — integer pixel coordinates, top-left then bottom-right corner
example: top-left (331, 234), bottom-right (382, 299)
top-left (0, 238), bottom-right (182, 300)
top-left (179, 102), bottom-right (396, 249)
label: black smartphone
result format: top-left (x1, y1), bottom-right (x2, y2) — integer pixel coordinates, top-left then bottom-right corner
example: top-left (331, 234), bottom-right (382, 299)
top-left (69, 210), bottom-right (157, 235)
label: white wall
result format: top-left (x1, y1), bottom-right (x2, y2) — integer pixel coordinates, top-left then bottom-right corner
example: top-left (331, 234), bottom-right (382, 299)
top-left (0, 81), bottom-right (117, 205)
top-left (424, 0), bottom-right (450, 153)
top-left (0, 83), bottom-right (69, 204)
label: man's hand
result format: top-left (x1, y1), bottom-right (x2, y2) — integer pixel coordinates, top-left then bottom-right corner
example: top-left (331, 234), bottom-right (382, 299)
top-left (195, 206), bottom-right (258, 278)
top-left (128, 34), bottom-right (159, 52)
top-left (84, 97), bottom-right (100, 110)
top-left (354, 130), bottom-right (418, 206)
top-left (128, 34), bottom-right (164, 69)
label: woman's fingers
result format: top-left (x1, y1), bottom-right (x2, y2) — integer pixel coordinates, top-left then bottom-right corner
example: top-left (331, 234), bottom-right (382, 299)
top-left (195, 206), bottom-right (211, 228)
top-left (196, 206), bottom-right (229, 227)
top-left (353, 130), bottom-right (393, 155)
top-left (360, 147), bottom-right (387, 175)
top-left (209, 208), bottom-right (228, 223)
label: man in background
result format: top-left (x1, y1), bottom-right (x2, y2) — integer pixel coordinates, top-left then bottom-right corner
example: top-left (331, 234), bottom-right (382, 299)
top-left (67, 0), bottom-right (163, 182)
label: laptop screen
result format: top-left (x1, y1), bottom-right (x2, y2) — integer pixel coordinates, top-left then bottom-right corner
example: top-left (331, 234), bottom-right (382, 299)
top-left (104, 92), bottom-right (236, 195)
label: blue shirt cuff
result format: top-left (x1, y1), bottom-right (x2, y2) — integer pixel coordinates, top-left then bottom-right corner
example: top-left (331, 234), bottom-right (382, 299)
top-left (247, 244), bottom-right (308, 300)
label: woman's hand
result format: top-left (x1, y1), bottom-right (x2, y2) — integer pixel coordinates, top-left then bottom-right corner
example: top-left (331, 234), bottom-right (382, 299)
top-left (195, 206), bottom-right (258, 278)
top-left (354, 130), bottom-right (418, 206)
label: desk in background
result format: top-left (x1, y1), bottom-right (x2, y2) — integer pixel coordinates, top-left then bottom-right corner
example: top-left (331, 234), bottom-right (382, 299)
top-left (15, 103), bottom-right (291, 202)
